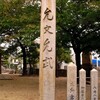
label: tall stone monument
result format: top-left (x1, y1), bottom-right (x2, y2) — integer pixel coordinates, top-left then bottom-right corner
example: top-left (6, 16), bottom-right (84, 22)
top-left (39, 0), bottom-right (56, 100)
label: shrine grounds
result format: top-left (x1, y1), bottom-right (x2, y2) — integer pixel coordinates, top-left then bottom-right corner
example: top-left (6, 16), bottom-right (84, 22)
top-left (0, 70), bottom-right (100, 100)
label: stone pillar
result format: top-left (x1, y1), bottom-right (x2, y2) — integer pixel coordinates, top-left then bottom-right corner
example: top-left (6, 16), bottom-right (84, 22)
top-left (79, 69), bottom-right (86, 100)
top-left (67, 62), bottom-right (77, 100)
top-left (39, 0), bottom-right (56, 100)
top-left (91, 69), bottom-right (98, 100)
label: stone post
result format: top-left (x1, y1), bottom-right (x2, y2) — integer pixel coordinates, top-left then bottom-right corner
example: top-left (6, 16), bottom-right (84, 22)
top-left (39, 0), bottom-right (56, 100)
top-left (67, 62), bottom-right (77, 100)
top-left (91, 69), bottom-right (98, 100)
top-left (79, 69), bottom-right (86, 100)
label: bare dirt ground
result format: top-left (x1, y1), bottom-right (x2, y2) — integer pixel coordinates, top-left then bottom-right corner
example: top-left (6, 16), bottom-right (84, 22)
top-left (0, 73), bottom-right (100, 100)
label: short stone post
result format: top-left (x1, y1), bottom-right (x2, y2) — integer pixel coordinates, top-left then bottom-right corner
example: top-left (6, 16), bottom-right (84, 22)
top-left (67, 62), bottom-right (77, 100)
top-left (79, 69), bottom-right (86, 100)
top-left (91, 69), bottom-right (98, 100)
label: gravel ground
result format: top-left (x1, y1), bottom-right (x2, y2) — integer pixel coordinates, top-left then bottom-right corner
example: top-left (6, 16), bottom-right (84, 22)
top-left (0, 73), bottom-right (100, 100)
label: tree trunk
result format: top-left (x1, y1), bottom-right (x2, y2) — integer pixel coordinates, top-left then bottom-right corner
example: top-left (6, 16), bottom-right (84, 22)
top-left (28, 58), bottom-right (33, 75)
top-left (72, 38), bottom-right (81, 83)
top-left (0, 53), bottom-right (1, 74)
top-left (72, 39), bottom-right (81, 76)
top-left (17, 39), bottom-right (27, 76)
top-left (22, 47), bottom-right (27, 76)
top-left (75, 51), bottom-right (81, 76)
top-left (56, 59), bottom-right (59, 77)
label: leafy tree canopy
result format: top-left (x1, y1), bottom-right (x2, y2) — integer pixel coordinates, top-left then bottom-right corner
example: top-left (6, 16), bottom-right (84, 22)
top-left (0, 0), bottom-right (40, 75)
top-left (56, 0), bottom-right (100, 68)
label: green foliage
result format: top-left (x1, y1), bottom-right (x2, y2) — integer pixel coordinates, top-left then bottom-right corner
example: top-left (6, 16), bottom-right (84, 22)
top-left (0, 0), bottom-right (40, 72)
top-left (26, 43), bottom-right (39, 65)
top-left (57, 0), bottom-right (100, 52)
top-left (57, 0), bottom-right (100, 67)
top-left (57, 47), bottom-right (72, 63)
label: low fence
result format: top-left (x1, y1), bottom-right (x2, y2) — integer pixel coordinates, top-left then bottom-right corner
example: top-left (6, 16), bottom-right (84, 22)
top-left (67, 62), bottom-right (98, 100)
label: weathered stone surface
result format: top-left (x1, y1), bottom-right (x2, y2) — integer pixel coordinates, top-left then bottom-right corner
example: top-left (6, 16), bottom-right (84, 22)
top-left (39, 0), bottom-right (56, 100)
top-left (91, 69), bottom-right (98, 100)
top-left (79, 69), bottom-right (86, 100)
top-left (67, 62), bottom-right (77, 100)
